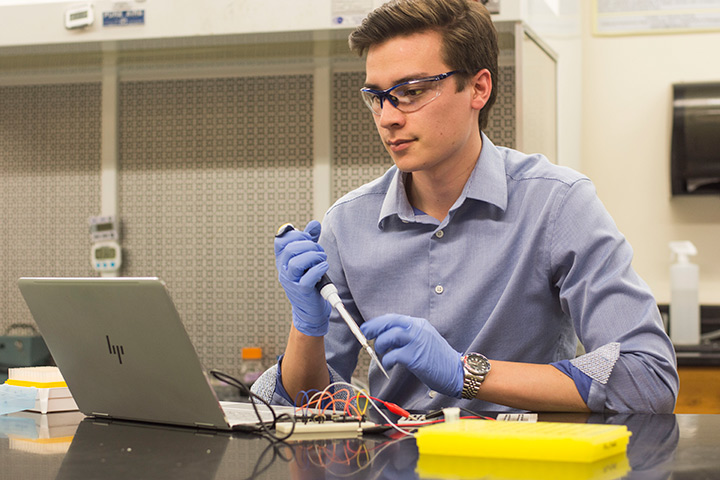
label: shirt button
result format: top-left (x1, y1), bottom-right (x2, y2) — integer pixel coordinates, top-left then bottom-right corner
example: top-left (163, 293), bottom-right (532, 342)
top-left (435, 230), bottom-right (444, 238)
top-left (435, 285), bottom-right (444, 294)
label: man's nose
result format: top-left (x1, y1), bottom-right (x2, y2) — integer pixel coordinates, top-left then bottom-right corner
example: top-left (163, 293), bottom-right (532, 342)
top-left (378, 99), bottom-right (405, 127)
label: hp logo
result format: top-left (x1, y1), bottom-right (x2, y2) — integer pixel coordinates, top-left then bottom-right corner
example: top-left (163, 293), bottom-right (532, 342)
top-left (106, 336), bottom-right (125, 364)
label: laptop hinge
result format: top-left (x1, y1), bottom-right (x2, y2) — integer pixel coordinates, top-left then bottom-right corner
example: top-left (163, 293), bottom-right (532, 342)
top-left (194, 422), bottom-right (217, 429)
top-left (92, 412), bottom-right (111, 418)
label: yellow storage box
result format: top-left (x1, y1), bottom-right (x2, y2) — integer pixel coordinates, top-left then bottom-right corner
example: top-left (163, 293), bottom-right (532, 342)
top-left (415, 419), bottom-right (631, 463)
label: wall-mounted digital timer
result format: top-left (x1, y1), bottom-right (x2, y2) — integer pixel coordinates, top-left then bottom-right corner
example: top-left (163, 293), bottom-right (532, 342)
top-left (89, 215), bottom-right (119, 243)
top-left (65, 5), bottom-right (94, 30)
top-left (92, 241), bottom-right (122, 276)
top-left (90, 215), bottom-right (121, 277)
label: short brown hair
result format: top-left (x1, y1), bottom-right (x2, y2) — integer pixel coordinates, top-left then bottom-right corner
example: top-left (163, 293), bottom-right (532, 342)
top-left (349, 0), bottom-right (498, 131)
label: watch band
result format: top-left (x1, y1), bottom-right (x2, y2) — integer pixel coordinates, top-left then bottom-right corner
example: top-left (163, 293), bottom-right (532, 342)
top-left (461, 373), bottom-right (484, 399)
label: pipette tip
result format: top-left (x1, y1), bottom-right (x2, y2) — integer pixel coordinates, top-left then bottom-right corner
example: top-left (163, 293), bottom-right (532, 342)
top-left (367, 346), bottom-right (390, 379)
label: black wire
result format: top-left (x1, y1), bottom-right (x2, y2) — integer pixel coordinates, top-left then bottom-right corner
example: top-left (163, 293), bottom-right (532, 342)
top-left (207, 370), bottom-right (299, 479)
top-left (423, 406), bottom-right (493, 422)
top-left (209, 369), bottom-right (297, 441)
top-left (458, 406), bottom-right (492, 419)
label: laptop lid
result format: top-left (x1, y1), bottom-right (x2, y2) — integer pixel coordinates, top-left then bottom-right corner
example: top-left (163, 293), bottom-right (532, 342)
top-left (17, 277), bottom-right (237, 430)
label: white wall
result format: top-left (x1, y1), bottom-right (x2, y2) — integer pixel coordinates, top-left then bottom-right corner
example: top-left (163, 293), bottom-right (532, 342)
top-left (581, 3), bottom-right (720, 304)
top-left (0, 0), bottom-right (540, 50)
top-left (524, 0), bottom-right (582, 172)
top-left (0, 0), bottom-right (338, 48)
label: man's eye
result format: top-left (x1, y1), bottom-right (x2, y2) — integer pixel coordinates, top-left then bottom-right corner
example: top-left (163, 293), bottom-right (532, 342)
top-left (400, 87), bottom-right (425, 98)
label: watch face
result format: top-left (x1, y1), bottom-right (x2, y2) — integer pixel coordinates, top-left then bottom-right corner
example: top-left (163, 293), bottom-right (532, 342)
top-left (465, 353), bottom-right (491, 376)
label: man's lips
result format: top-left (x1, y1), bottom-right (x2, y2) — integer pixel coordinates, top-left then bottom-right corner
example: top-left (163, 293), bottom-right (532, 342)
top-left (386, 138), bottom-right (415, 152)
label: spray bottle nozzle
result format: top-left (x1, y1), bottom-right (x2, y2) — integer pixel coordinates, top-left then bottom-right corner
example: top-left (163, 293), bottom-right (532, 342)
top-left (669, 241), bottom-right (697, 263)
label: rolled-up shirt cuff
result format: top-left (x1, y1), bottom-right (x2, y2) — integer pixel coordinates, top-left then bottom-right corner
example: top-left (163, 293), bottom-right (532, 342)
top-left (552, 342), bottom-right (621, 407)
top-left (273, 355), bottom-right (295, 404)
top-left (551, 359), bottom-right (593, 403)
top-left (569, 342), bottom-right (620, 385)
top-left (259, 354), bottom-right (339, 406)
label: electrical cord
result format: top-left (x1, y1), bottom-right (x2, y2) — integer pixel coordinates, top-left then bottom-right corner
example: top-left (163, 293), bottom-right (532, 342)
top-left (209, 370), bottom-right (297, 441)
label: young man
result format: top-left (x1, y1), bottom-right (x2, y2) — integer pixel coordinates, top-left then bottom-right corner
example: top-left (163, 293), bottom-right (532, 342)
top-left (253, 0), bottom-right (678, 413)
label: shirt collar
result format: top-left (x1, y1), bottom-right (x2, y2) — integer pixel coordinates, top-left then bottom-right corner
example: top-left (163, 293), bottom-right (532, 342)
top-left (379, 168), bottom-right (415, 225)
top-left (463, 133), bottom-right (508, 211)
top-left (378, 132), bottom-right (508, 228)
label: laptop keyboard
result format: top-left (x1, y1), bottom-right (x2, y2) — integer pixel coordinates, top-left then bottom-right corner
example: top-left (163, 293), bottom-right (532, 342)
top-left (220, 401), bottom-right (296, 426)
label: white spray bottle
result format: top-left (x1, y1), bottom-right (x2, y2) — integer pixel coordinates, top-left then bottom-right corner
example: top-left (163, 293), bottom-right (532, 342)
top-left (669, 241), bottom-right (700, 345)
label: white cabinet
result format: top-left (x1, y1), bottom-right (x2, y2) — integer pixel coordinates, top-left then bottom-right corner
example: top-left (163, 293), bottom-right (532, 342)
top-left (489, 21), bottom-right (558, 162)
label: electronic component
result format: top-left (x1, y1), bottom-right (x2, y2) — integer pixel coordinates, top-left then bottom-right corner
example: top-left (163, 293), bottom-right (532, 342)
top-left (89, 216), bottom-right (121, 276)
top-left (91, 241), bottom-right (122, 276)
top-left (496, 413), bottom-right (538, 422)
top-left (89, 215), bottom-right (119, 243)
top-left (65, 5), bottom-right (94, 30)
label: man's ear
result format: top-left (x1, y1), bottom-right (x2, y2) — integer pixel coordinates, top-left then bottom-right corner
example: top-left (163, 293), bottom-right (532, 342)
top-left (470, 69), bottom-right (492, 110)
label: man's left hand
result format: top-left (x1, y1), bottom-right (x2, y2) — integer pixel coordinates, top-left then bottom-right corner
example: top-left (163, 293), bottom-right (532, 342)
top-left (361, 314), bottom-right (464, 397)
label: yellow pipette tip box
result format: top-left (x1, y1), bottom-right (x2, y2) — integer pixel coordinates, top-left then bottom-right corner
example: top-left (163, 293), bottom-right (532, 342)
top-left (415, 419), bottom-right (631, 463)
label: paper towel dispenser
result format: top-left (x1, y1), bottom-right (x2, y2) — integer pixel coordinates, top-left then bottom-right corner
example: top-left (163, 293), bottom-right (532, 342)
top-left (671, 82), bottom-right (720, 195)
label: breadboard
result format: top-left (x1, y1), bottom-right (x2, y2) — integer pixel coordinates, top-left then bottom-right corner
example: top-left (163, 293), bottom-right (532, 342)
top-left (276, 421), bottom-right (376, 435)
top-left (415, 419), bottom-right (631, 463)
top-left (275, 421), bottom-right (377, 440)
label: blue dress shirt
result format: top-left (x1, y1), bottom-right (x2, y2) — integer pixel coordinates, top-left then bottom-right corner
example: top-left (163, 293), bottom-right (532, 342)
top-left (253, 134), bottom-right (678, 413)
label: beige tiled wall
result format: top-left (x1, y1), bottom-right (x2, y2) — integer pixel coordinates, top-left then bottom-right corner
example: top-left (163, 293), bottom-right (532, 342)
top-left (0, 82), bottom-right (102, 336)
top-left (0, 38), bottom-right (516, 381)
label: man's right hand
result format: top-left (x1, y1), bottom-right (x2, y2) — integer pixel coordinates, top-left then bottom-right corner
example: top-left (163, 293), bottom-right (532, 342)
top-left (274, 220), bottom-right (331, 336)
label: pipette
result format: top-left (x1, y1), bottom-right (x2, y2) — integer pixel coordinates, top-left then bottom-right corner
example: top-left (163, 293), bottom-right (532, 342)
top-left (276, 223), bottom-right (390, 379)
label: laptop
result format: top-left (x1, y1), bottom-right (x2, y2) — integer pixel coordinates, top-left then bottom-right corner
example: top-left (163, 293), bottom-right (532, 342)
top-left (17, 277), bottom-right (291, 431)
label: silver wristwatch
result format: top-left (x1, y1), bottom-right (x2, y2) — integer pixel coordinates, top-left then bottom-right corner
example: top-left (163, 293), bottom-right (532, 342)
top-left (461, 353), bottom-right (491, 399)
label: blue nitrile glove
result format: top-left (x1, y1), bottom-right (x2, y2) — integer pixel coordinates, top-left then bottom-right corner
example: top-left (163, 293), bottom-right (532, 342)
top-left (274, 220), bottom-right (332, 336)
top-left (361, 314), bottom-right (464, 398)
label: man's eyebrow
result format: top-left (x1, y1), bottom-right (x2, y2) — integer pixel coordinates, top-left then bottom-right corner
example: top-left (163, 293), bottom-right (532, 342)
top-left (363, 73), bottom-right (433, 90)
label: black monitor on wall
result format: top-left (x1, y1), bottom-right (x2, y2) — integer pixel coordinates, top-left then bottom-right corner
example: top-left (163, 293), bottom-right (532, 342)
top-left (671, 82), bottom-right (720, 196)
